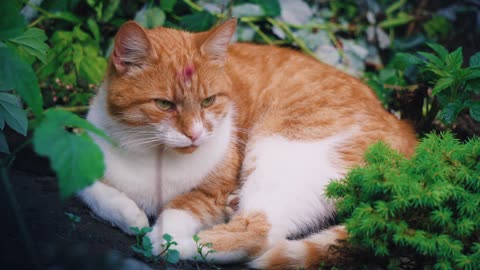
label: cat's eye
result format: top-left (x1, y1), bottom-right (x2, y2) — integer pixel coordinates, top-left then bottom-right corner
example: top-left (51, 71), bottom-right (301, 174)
top-left (201, 95), bottom-right (216, 108)
top-left (155, 99), bottom-right (175, 111)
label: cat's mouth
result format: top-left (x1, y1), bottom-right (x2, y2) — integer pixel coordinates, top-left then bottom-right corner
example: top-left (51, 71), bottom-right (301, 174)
top-left (174, 145), bottom-right (198, 154)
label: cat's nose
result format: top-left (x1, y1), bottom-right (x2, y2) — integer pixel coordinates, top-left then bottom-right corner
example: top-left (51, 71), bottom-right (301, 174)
top-left (186, 130), bottom-right (202, 142)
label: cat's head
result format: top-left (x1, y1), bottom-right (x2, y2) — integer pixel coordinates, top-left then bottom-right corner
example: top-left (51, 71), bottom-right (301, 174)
top-left (105, 19), bottom-right (237, 154)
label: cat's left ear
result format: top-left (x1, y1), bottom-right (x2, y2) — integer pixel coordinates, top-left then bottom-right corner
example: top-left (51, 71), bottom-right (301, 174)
top-left (200, 19), bottom-right (237, 65)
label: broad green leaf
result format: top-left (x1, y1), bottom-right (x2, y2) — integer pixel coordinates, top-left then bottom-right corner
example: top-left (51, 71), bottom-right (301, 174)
top-left (9, 28), bottom-right (49, 63)
top-left (432, 77), bottom-right (455, 96)
top-left (464, 69), bottom-right (480, 81)
top-left (439, 101), bottom-right (463, 124)
top-left (87, 19), bottom-right (101, 45)
top-left (0, 1), bottom-right (26, 40)
top-left (469, 102), bottom-right (480, 121)
top-left (33, 109), bottom-right (108, 198)
top-left (0, 95), bottom-right (27, 135)
top-left (469, 52), bottom-right (480, 68)
top-left (140, 227), bottom-right (153, 234)
top-left (166, 249), bottom-right (180, 264)
top-left (135, 6), bottom-right (165, 29)
top-left (426, 43), bottom-right (449, 59)
top-left (0, 130), bottom-right (9, 153)
top-left (160, 0), bottom-right (176, 12)
top-left (179, 11), bottom-right (216, 32)
top-left (0, 47), bottom-right (43, 117)
top-left (445, 47), bottom-right (463, 70)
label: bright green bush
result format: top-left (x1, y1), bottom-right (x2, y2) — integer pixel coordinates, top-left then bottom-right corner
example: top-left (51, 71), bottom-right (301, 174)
top-left (327, 133), bottom-right (480, 270)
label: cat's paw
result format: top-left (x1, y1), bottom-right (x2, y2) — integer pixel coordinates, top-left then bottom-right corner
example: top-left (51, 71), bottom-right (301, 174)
top-left (147, 209), bottom-right (201, 259)
top-left (116, 201), bottom-right (149, 234)
top-left (225, 190), bottom-right (240, 216)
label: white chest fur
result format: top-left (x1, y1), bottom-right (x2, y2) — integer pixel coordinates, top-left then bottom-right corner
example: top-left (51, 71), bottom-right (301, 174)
top-left (86, 89), bottom-right (232, 217)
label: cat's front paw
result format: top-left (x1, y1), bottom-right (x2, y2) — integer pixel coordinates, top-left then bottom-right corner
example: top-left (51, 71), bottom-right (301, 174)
top-left (116, 200), bottom-right (149, 234)
top-left (147, 209), bottom-right (202, 259)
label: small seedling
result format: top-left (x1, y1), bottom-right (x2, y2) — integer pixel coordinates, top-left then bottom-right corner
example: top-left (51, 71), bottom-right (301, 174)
top-left (130, 227), bottom-right (180, 264)
top-left (64, 212), bottom-right (81, 231)
top-left (193, 234), bottom-right (218, 267)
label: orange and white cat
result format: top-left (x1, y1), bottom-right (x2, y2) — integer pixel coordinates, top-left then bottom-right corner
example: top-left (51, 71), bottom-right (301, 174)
top-left (80, 19), bottom-right (416, 269)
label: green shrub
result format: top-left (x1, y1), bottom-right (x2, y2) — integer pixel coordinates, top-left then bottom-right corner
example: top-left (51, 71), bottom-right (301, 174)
top-left (327, 132), bottom-right (480, 270)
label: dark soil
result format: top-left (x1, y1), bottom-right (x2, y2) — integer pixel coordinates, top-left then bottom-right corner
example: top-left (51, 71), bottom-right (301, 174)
top-left (0, 145), bottom-right (248, 270)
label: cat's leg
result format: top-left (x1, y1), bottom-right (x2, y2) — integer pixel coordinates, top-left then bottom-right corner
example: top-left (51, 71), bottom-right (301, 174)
top-left (193, 134), bottom-right (348, 264)
top-left (78, 180), bottom-right (149, 234)
top-left (148, 148), bottom-right (240, 258)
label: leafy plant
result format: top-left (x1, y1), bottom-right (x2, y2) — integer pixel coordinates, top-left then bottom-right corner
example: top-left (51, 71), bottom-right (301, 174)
top-left (65, 212), bottom-right (81, 231)
top-left (130, 227), bottom-right (180, 264)
top-left (327, 132), bottom-right (480, 269)
top-left (193, 234), bottom-right (217, 264)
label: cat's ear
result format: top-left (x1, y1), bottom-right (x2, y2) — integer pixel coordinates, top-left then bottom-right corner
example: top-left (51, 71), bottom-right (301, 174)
top-left (200, 19), bottom-right (237, 65)
top-left (112, 21), bottom-right (157, 74)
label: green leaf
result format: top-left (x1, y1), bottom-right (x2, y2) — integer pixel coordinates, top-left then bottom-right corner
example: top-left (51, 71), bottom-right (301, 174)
top-left (160, 0), bottom-right (176, 12)
top-left (163, 233), bottom-right (173, 242)
top-left (379, 13), bottom-right (414, 29)
top-left (439, 101), bottom-right (463, 124)
top-left (0, 130), bottom-right (9, 153)
top-left (445, 47), bottom-right (463, 70)
top-left (0, 98), bottom-right (28, 136)
top-left (469, 52), bottom-right (480, 68)
top-left (51, 11), bottom-right (82, 24)
top-left (469, 102), bottom-right (480, 121)
top-left (142, 235), bottom-right (153, 250)
top-left (33, 109), bottom-right (108, 198)
top-left (101, 0), bottom-right (120, 22)
top-left (87, 19), bottom-right (101, 45)
top-left (135, 6), bottom-right (165, 29)
top-left (8, 28), bottom-right (49, 63)
top-left (179, 11), bottom-right (216, 32)
top-left (0, 47), bottom-right (43, 117)
top-left (432, 77), bottom-right (455, 96)
top-left (418, 52), bottom-right (443, 67)
top-left (0, 1), bottom-right (26, 40)
top-left (129, 227), bottom-right (141, 235)
top-left (193, 234), bottom-right (200, 242)
top-left (426, 43), bottom-right (449, 59)
top-left (255, 0), bottom-right (282, 17)
top-left (140, 227), bottom-right (153, 234)
top-left (391, 53), bottom-right (422, 70)
top-left (166, 249), bottom-right (180, 264)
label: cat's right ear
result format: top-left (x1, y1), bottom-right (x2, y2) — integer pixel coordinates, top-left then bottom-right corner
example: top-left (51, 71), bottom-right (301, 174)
top-left (112, 21), bottom-right (157, 74)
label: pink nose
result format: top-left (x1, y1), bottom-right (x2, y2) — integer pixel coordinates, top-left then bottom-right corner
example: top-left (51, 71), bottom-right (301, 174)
top-left (186, 130), bottom-right (202, 142)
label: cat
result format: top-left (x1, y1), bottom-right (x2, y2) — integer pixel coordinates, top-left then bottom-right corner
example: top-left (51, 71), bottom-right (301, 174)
top-left (80, 18), bottom-right (417, 269)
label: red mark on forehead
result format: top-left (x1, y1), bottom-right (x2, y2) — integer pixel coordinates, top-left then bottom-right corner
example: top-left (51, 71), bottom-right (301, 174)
top-left (178, 64), bottom-right (195, 84)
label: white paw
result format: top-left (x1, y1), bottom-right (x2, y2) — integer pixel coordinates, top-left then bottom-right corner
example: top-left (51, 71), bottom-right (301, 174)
top-left (116, 201), bottom-right (149, 234)
top-left (147, 209), bottom-right (202, 259)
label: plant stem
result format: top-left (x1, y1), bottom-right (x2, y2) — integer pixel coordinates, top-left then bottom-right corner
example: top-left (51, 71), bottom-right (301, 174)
top-left (5, 138), bottom-right (33, 168)
top-left (266, 17), bottom-right (318, 60)
top-left (54, 105), bottom-right (89, 113)
top-left (244, 21), bottom-right (274, 45)
top-left (0, 165), bottom-right (41, 269)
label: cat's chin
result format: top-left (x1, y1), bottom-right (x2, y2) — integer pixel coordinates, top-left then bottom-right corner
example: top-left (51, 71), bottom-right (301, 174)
top-left (173, 145), bottom-right (199, 154)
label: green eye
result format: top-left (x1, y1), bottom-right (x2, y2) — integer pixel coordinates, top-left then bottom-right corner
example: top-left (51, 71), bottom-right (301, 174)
top-left (201, 95), bottom-right (216, 107)
top-left (155, 99), bottom-right (175, 111)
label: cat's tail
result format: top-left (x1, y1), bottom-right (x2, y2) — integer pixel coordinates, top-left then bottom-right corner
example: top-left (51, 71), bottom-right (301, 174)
top-left (249, 225), bottom-right (348, 270)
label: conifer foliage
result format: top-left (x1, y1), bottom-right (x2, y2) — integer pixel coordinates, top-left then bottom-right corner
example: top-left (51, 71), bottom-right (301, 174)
top-left (327, 133), bottom-right (480, 269)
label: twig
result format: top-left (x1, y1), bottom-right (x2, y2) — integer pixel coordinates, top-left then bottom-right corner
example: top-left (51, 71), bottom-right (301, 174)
top-left (243, 21), bottom-right (274, 45)
top-left (54, 106), bottom-right (89, 113)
